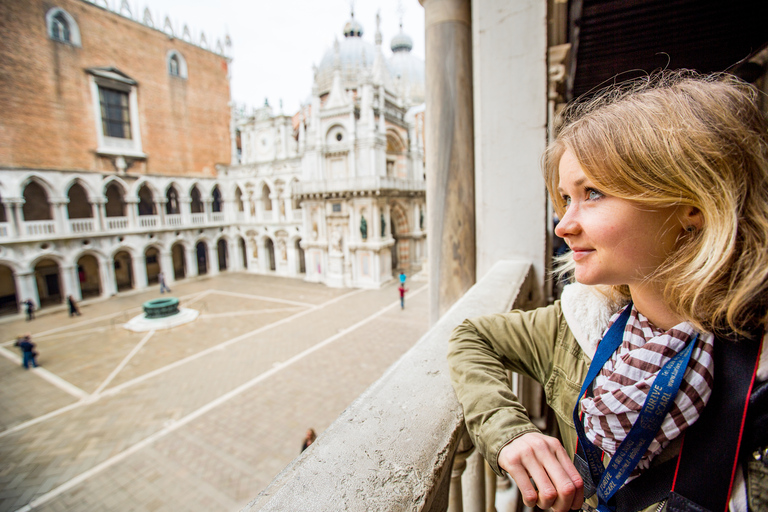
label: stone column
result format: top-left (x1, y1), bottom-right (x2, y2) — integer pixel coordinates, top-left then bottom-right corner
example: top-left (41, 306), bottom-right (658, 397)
top-left (420, 0), bottom-right (476, 325)
top-left (126, 198), bottom-right (139, 229)
top-left (94, 199), bottom-right (106, 231)
top-left (448, 432), bottom-right (475, 512)
top-left (208, 243), bottom-right (220, 275)
top-left (185, 246), bottom-right (199, 277)
top-left (156, 199), bottom-right (166, 226)
top-left (5, 199), bottom-right (22, 238)
top-left (52, 199), bottom-right (70, 234)
top-left (61, 264), bottom-right (81, 301)
top-left (472, 0), bottom-right (548, 306)
top-left (133, 253), bottom-right (148, 288)
top-left (15, 271), bottom-right (39, 312)
top-left (160, 250), bottom-right (175, 284)
top-left (181, 197), bottom-right (192, 225)
top-left (100, 257), bottom-right (116, 297)
top-left (204, 200), bottom-right (213, 222)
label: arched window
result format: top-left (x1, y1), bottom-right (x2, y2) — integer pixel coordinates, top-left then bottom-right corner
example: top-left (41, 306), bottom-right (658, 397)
top-left (166, 50), bottom-right (188, 79)
top-left (46, 8), bottom-right (81, 46)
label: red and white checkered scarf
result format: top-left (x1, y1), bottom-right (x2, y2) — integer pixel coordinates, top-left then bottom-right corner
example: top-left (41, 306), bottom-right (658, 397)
top-left (580, 304), bottom-right (715, 475)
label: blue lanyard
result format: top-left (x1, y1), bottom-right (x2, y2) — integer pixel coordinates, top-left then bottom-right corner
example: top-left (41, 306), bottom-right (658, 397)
top-left (573, 304), bottom-right (697, 512)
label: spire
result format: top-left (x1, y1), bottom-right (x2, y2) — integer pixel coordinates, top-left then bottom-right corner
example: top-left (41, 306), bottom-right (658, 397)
top-left (375, 10), bottom-right (382, 46)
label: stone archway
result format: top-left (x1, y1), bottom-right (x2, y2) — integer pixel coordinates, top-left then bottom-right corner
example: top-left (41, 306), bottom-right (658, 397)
top-left (34, 258), bottom-right (62, 307)
top-left (172, 242), bottom-right (186, 280)
top-left (196, 241), bottom-right (208, 275)
top-left (295, 239), bottom-right (306, 274)
top-left (266, 239), bottom-right (276, 271)
top-left (114, 251), bottom-right (134, 291)
top-left (238, 237), bottom-right (248, 270)
top-left (77, 254), bottom-right (102, 298)
top-left (217, 239), bottom-right (228, 271)
top-left (145, 246), bottom-right (161, 284)
top-left (0, 264), bottom-right (18, 316)
top-left (390, 204), bottom-right (410, 272)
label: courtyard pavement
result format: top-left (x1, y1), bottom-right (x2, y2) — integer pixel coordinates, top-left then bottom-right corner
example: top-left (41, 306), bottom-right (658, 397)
top-left (0, 273), bottom-right (429, 512)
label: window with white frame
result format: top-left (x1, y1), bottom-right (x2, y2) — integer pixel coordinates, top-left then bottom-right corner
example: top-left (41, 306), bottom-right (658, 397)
top-left (45, 8), bottom-right (81, 46)
top-left (87, 67), bottom-right (145, 158)
top-left (166, 50), bottom-right (188, 79)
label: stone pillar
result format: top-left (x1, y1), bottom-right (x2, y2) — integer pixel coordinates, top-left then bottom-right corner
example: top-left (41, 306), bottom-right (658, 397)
top-left (6, 200), bottom-right (22, 238)
top-left (52, 199), bottom-right (70, 234)
top-left (61, 264), bottom-right (81, 301)
top-left (94, 199), bottom-right (106, 231)
top-left (160, 250), bottom-right (175, 284)
top-left (133, 253), bottom-right (148, 288)
top-left (421, 0), bottom-right (476, 325)
top-left (181, 197), bottom-right (192, 225)
top-left (156, 200), bottom-right (166, 226)
top-left (448, 432), bottom-right (475, 512)
top-left (15, 271), bottom-right (39, 312)
top-left (100, 257), bottom-right (116, 297)
top-left (126, 199), bottom-right (138, 229)
top-left (208, 243), bottom-right (220, 275)
top-left (185, 247), bottom-right (199, 277)
top-left (204, 200), bottom-right (213, 222)
top-left (462, 451), bottom-right (487, 512)
top-left (472, 0), bottom-right (548, 306)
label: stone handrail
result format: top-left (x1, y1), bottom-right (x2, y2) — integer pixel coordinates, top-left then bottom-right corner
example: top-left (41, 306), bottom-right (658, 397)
top-left (294, 176), bottom-right (426, 196)
top-left (243, 259), bottom-right (532, 511)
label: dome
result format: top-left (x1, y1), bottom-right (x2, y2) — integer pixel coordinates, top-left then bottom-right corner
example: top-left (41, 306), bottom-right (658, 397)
top-left (343, 16), bottom-right (364, 37)
top-left (315, 16), bottom-right (394, 96)
top-left (388, 32), bottom-right (425, 106)
top-left (390, 30), bottom-right (413, 53)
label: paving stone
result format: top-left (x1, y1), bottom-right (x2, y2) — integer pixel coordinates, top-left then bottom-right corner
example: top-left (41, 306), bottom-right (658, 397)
top-left (0, 273), bottom-right (429, 511)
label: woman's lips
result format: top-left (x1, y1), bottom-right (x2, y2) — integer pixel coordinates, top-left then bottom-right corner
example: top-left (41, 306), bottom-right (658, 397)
top-left (570, 248), bottom-right (594, 261)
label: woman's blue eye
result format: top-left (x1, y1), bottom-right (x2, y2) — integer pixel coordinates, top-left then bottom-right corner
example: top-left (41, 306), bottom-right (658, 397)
top-left (587, 189), bottom-right (603, 200)
top-left (562, 196), bottom-right (571, 208)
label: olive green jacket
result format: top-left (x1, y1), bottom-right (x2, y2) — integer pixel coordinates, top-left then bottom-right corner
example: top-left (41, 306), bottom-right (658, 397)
top-left (448, 283), bottom-right (766, 511)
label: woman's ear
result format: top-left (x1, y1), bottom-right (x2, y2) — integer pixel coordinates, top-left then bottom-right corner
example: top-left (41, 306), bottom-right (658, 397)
top-left (681, 206), bottom-right (704, 231)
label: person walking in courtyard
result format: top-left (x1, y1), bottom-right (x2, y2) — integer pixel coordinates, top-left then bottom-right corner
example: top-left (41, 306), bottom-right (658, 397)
top-left (158, 271), bottom-right (171, 294)
top-left (15, 334), bottom-right (38, 369)
top-left (301, 428), bottom-right (317, 452)
top-left (24, 299), bottom-right (35, 321)
top-left (399, 271), bottom-right (406, 285)
top-left (398, 284), bottom-right (408, 309)
top-left (67, 295), bottom-right (81, 317)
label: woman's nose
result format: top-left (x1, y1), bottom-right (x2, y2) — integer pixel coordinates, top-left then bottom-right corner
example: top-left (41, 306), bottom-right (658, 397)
top-left (555, 206), bottom-right (579, 238)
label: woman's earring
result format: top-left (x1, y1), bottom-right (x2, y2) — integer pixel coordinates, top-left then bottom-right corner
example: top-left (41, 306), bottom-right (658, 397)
top-left (685, 225), bottom-right (696, 233)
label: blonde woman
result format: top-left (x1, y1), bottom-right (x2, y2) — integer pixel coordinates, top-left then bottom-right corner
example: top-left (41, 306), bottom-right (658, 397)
top-left (448, 71), bottom-right (768, 512)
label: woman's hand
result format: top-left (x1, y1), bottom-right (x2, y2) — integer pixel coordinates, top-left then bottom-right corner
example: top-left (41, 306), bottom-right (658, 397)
top-left (499, 432), bottom-right (584, 512)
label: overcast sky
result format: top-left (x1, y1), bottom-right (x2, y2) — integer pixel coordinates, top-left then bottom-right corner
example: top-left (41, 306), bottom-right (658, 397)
top-left (130, 0), bottom-right (425, 114)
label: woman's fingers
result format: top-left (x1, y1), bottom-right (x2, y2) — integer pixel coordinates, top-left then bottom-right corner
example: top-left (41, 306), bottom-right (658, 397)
top-left (499, 433), bottom-right (584, 512)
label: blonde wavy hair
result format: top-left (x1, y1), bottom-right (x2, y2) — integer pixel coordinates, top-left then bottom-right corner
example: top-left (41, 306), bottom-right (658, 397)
top-left (545, 70), bottom-right (768, 337)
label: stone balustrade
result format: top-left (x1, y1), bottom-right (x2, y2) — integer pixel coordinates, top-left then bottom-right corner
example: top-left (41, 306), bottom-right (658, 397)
top-left (243, 259), bottom-right (531, 512)
top-left (294, 176), bottom-right (426, 197)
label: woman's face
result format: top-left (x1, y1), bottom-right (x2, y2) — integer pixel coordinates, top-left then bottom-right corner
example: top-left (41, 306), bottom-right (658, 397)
top-left (554, 150), bottom-right (687, 288)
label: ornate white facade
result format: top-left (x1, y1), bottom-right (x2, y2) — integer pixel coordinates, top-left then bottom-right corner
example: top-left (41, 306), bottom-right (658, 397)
top-left (232, 12), bottom-right (427, 289)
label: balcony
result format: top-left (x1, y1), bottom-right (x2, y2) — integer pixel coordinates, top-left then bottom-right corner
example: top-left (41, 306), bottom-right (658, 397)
top-left (69, 218), bottom-right (95, 233)
top-left (24, 220), bottom-right (55, 236)
top-left (166, 214), bottom-right (182, 227)
top-left (138, 215), bottom-right (159, 228)
top-left (0, 222), bottom-right (9, 238)
top-left (294, 176), bottom-right (426, 196)
top-left (211, 212), bottom-right (225, 223)
top-left (243, 260), bottom-right (531, 511)
top-left (106, 216), bottom-right (128, 230)
top-left (191, 213), bottom-right (206, 225)
top-left (262, 210), bottom-right (274, 222)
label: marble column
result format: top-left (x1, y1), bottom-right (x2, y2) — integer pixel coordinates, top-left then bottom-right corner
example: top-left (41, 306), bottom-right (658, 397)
top-left (420, 0), bottom-right (476, 325)
top-left (133, 253), bottom-right (148, 288)
top-left (61, 264), bottom-right (81, 301)
top-left (15, 271), bottom-right (39, 311)
top-left (160, 250), bottom-right (175, 284)
top-left (185, 247), bottom-right (199, 277)
top-left (99, 257), bottom-right (116, 297)
top-left (208, 243), bottom-right (220, 275)
top-left (126, 199), bottom-right (138, 229)
top-left (52, 199), bottom-right (70, 234)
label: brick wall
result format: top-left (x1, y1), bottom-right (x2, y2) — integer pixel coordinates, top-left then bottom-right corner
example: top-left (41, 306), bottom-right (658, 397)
top-left (0, 0), bottom-right (231, 178)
